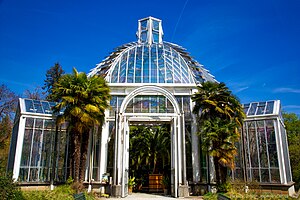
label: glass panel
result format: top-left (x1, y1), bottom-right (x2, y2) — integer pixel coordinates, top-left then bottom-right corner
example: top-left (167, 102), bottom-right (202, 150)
top-left (152, 20), bottom-right (159, 30)
top-left (266, 120), bottom-right (278, 167)
top-left (21, 129), bottom-right (32, 167)
top-left (31, 130), bottom-right (42, 167)
top-left (141, 20), bottom-right (147, 30)
top-left (134, 97), bottom-right (142, 113)
top-left (243, 103), bottom-right (250, 115)
top-left (252, 169), bottom-right (260, 181)
top-left (25, 118), bottom-right (34, 128)
top-left (19, 168), bottom-right (29, 182)
top-left (143, 46), bottom-right (149, 83)
top-left (150, 45), bottom-right (157, 83)
top-left (117, 96), bottom-right (125, 111)
top-left (158, 47), bottom-right (165, 83)
top-left (256, 102), bottom-right (266, 115)
top-left (270, 168), bottom-right (280, 183)
top-left (42, 101), bottom-right (51, 114)
top-left (29, 168), bottom-right (38, 181)
top-left (125, 99), bottom-right (133, 113)
top-left (127, 48), bottom-right (135, 83)
top-left (135, 46), bottom-right (143, 83)
top-left (180, 58), bottom-right (190, 83)
top-left (119, 53), bottom-right (127, 83)
top-left (35, 119), bottom-right (43, 129)
top-left (261, 169), bottom-right (270, 182)
top-left (265, 101), bottom-right (274, 114)
top-left (33, 100), bottom-right (43, 113)
top-left (153, 31), bottom-right (159, 43)
top-left (141, 31), bottom-right (147, 42)
top-left (111, 62), bottom-right (119, 83)
top-left (150, 96), bottom-right (158, 113)
top-left (248, 122), bottom-right (258, 167)
top-left (248, 103), bottom-right (258, 115)
top-left (257, 121), bottom-right (268, 168)
top-left (141, 96), bottom-right (149, 113)
top-left (25, 99), bottom-right (35, 113)
top-left (159, 96), bottom-right (166, 113)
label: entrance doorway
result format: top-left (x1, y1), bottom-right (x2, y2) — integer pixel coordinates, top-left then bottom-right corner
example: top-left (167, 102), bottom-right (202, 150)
top-left (129, 122), bottom-right (171, 194)
top-left (111, 86), bottom-right (189, 198)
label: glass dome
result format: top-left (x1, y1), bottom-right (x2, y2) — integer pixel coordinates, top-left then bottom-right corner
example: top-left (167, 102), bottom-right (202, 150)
top-left (89, 16), bottom-right (216, 84)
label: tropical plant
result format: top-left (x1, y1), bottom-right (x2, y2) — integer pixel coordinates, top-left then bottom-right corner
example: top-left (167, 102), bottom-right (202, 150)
top-left (161, 176), bottom-right (169, 189)
top-left (52, 68), bottom-right (111, 182)
top-left (192, 81), bottom-right (245, 186)
top-left (129, 124), bottom-right (171, 189)
top-left (128, 176), bottom-right (136, 187)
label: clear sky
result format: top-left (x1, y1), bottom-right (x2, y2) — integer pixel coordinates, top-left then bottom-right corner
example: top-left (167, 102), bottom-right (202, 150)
top-left (1, 0), bottom-right (300, 115)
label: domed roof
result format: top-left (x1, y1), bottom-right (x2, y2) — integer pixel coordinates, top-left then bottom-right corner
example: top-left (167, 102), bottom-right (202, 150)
top-left (88, 17), bottom-right (216, 84)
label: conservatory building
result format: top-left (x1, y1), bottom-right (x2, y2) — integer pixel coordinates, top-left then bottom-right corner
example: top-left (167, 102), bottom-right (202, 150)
top-left (7, 17), bottom-right (294, 197)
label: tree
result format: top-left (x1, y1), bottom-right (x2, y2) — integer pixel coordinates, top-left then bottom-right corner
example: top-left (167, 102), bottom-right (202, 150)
top-left (282, 112), bottom-right (300, 190)
top-left (52, 68), bottom-right (111, 183)
top-left (0, 84), bottom-right (18, 172)
top-left (129, 125), bottom-right (170, 178)
top-left (23, 86), bottom-right (44, 100)
top-left (43, 62), bottom-right (64, 101)
top-left (192, 82), bottom-right (245, 187)
top-left (0, 84), bottom-right (18, 120)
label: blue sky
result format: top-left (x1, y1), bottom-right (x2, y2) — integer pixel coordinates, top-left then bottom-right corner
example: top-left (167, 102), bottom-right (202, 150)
top-left (1, 0), bottom-right (300, 115)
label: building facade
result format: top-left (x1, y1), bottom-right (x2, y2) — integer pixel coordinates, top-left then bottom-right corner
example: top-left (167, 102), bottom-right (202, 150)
top-left (7, 17), bottom-right (294, 197)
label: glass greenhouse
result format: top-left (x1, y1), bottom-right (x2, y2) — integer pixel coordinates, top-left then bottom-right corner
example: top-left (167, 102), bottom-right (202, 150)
top-left (8, 17), bottom-right (294, 197)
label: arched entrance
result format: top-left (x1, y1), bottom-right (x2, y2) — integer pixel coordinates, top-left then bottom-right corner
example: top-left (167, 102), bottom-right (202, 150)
top-left (112, 86), bottom-right (189, 197)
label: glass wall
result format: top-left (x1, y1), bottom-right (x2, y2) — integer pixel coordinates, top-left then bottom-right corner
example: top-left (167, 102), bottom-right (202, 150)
top-left (19, 117), bottom-right (67, 182)
top-left (243, 119), bottom-right (280, 183)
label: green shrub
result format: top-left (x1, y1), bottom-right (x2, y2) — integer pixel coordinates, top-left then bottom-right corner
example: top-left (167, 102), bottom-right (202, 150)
top-left (0, 174), bottom-right (24, 200)
top-left (21, 184), bottom-right (96, 200)
top-left (203, 192), bottom-right (218, 200)
top-left (217, 182), bottom-right (232, 193)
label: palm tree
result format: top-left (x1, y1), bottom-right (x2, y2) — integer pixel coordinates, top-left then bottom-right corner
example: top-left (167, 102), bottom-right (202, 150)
top-left (52, 68), bottom-right (111, 183)
top-left (129, 125), bottom-right (170, 187)
top-left (192, 82), bottom-right (245, 187)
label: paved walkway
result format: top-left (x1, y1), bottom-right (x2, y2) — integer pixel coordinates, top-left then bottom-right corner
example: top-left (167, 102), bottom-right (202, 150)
top-left (107, 193), bottom-right (204, 199)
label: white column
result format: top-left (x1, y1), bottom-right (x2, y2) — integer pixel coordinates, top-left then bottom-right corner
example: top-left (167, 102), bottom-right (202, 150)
top-left (99, 120), bottom-right (109, 181)
top-left (174, 117), bottom-right (178, 197)
top-left (117, 113), bottom-right (123, 185)
top-left (177, 114), bottom-right (182, 184)
top-left (181, 112), bottom-right (187, 185)
top-left (13, 116), bottom-right (26, 181)
top-left (275, 118), bottom-right (286, 184)
top-left (191, 114), bottom-right (200, 182)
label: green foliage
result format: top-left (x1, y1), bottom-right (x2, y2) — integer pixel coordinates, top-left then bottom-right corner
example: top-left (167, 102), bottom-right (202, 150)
top-left (0, 115), bottom-right (12, 170)
top-left (217, 181), bottom-right (231, 193)
top-left (282, 112), bottom-right (300, 190)
top-left (128, 176), bottom-right (136, 187)
top-left (0, 174), bottom-right (24, 200)
top-left (161, 176), bottom-right (169, 188)
top-left (192, 82), bottom-right (245, 185)
top-left (52, 68), bottom-right (111, 182)
top-left (203, 192), bottom-right (218, 200)
top-left (21, 184), bottom-right (96, 200)
top-left (66, 176), bottom-right (74, 185)
top-left (129, 125), bottom-right (171, 182)
top-left (43, 62), bottom-right (64, 101)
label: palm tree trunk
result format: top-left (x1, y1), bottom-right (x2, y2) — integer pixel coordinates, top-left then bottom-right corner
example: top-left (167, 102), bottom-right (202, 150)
top-left (79, 130), bottom-right (90, 182)
top-left (213, 157), bottom-right (220, 185)
top-left (220, 165), bottom-right (228, 185)
top-left (73, 130), bottom-right (81, 182)
top-left (68, 132), bottom-right (74, 179)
